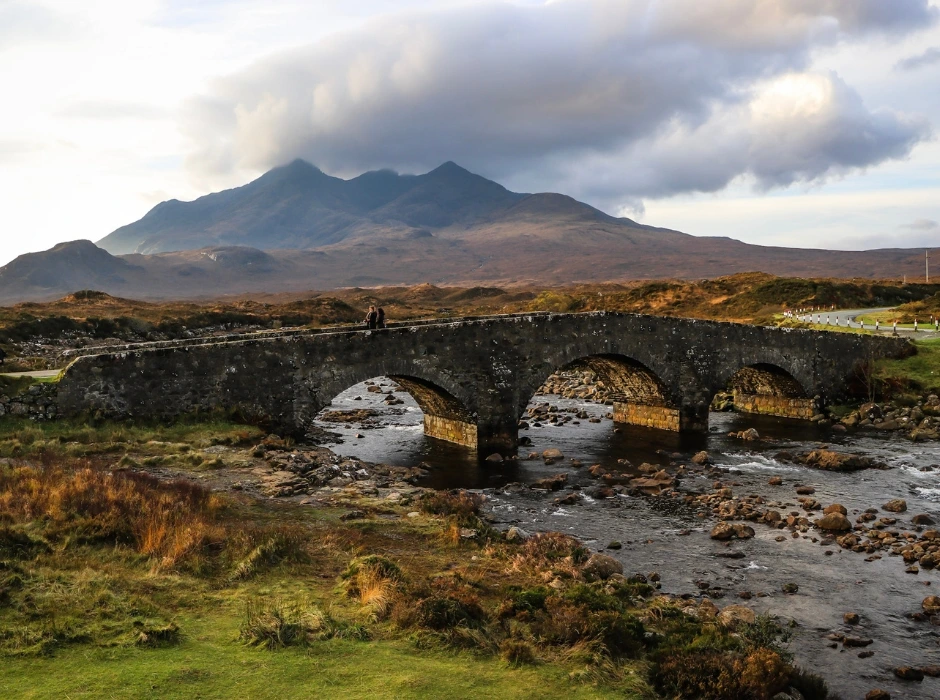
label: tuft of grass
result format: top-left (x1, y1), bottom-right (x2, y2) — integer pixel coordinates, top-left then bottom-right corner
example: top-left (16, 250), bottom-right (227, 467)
top-left (239, 599), bottom-right (368, 650)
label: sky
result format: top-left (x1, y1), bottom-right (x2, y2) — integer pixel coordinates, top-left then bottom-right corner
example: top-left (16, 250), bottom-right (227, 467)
top-left (2, 0), bottom-right (940, 265)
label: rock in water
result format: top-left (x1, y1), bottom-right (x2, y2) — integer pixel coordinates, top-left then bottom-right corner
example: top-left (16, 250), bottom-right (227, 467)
top-left (923, 595), bottom-right (940, 614)
top-left (816, 513), bottom-right (852, 531)
top-left (710, 522), bottom-right (735, 540)
top-left (531, 473), bottom-right (568, 491)
top-left (882, 499), bottom-right (907, 513)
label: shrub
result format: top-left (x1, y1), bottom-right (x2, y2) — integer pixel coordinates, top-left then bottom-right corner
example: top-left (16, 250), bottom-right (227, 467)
top-left (418, 490), bottom-right (484, 524)
top-left (651, 648), bottom-right (792, 700)
top-left (500, 639), bottom-right (537, 667)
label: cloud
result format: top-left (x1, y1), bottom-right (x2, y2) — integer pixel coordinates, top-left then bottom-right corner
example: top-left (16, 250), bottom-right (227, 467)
top-left (897, 46), bottom-right (940, 71)
top-left (903, 218), bottom-right (940, 230)
top-left (0, 1), bottom-right (72, 50)
top-left (181, 0), bottom-right (936, 205)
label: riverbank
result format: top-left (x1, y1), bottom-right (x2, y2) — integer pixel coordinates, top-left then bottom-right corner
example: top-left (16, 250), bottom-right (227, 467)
top-left (0, 417), bottom-right (841, 699)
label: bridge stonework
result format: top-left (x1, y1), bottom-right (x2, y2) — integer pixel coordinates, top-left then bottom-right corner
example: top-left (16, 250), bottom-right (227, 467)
top-left (55, 312), bottom-right (911, 453)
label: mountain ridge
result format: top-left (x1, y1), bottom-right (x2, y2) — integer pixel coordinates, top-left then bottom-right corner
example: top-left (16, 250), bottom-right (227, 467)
top-left (0, 161), bottom-right (933, 304)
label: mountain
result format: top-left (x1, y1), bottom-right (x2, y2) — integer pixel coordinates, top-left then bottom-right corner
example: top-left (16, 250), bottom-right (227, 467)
top-left (98, 160), bottom-right (526, 255)
top-left (0, 160), bottom-right (935, 304)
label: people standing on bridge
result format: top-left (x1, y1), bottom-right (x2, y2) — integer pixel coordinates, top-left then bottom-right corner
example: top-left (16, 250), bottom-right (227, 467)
top-left (377, 307), bottom-right (386, 329)
top-left (365, 306), bottom-right (378, 330)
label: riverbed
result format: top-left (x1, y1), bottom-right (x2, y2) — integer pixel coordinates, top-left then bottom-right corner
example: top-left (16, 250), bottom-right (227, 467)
top-left (314, 379), bottom-right (940, 698)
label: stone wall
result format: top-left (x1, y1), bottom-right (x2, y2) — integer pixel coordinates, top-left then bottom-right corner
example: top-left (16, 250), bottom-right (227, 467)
top-left (613, 402), bottom-right (680, 431)
top-left (0, 383), bottom-right (58, 421)
top-left (423, 415), bottom-right (478, 448)
top-left (733, 391), bottom-right (820, 420)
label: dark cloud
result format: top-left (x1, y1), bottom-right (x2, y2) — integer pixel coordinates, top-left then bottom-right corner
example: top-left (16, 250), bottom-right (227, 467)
top-left (182, 0), bottom-right (936, 206)
top-left (896, 47), bottom-right (940, 71)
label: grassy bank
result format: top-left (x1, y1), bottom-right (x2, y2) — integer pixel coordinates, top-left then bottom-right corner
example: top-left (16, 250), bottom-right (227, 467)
top-left (874, 337), bottom-right (940, 396)
top-left (0, 419), bottom-right (832, 699)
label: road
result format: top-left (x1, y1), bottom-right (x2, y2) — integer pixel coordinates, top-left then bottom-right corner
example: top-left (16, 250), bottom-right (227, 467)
top-left (796, 306), bottom-right (940, 338)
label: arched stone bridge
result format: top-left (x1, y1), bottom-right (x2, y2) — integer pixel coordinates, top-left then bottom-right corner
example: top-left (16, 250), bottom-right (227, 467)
top-left (56, 312), bottom-right (911, 453)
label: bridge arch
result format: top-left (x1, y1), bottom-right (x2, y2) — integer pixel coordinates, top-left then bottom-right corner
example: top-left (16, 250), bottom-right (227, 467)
top-left (717, 362), bottom-right (819, 422)
top-left (296, 360), bottom-right (480, 448)
top-left (520, 352), bottom-right (688, 434)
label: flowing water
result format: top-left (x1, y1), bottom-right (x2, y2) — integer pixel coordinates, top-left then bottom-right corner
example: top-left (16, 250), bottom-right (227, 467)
top-left (315, 379), bottom-right (940, 698)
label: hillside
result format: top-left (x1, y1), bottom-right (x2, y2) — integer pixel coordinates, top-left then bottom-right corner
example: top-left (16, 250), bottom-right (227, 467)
top-left (0, 160), bottom-right (932, 302)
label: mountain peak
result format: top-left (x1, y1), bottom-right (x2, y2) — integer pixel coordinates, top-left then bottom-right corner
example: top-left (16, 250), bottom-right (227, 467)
top-left (427, 161), bottom-right (473, 178)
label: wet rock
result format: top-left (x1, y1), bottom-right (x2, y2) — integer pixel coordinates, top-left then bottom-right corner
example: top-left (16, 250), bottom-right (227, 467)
top-left (922, 595), bottom-right (940, 614)
top-left (553, 492), bottom-right (582, 506)
top-left (796, 486), bottom-right (816, 495)
top-left (606, 541), bottom-right (622, 550)
top-left (816, 513), bottom-right (852, 532)
top-left (582, 554), bottom-right (624, 581)
top-left (733, 523), bottom-right (755, 539)
top-left (588, 464), bottom-right (607, 478)
top-left (768, 476), bottom-right (783, 486)
top-left (541, 448), bottom-right (564, 463)
top-left (883, 499), bottom-right (908, 513)
top-left (531, 474), bottom-right (568, 491)
top-left (691, 451), bottom-right (710, 465)
top-left (865, 691), bottom-right (890, 700)
top-left (485, 453), bottom-right (504, 463)
top-left (824, 503), bottom-right (848, 515)
top-left (739, 428), bottom-right (760, 441)
top-left (912, 513), bottom-right (935, 525)
top-left (796, 449), bottom-right (883, 472)
top-left (893, 666), bottom-right (924, 681)
top-left (842, 636), bottom-right (873, 647)
top-left (717, 604), bottom-right (756, 629)
top-left (782, 582), bottom-right (799, 594)
top-left (710, 522), bottom-right (735, 540)
top-left (844, 612), bottom-right (860, 625)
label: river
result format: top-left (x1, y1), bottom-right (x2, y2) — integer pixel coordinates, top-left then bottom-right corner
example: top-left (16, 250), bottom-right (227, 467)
top-left (314, 378), bottom-right (940, 698)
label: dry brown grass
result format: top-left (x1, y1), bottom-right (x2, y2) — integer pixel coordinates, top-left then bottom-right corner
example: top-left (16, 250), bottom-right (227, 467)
top-left (0, 464), bottom-right (223, 569)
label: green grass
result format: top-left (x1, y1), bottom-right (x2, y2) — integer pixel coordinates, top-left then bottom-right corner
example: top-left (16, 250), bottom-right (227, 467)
top-left (875, 337), bottom-right (940, 394)
top-left (0, 623), bottom-right (629, 699)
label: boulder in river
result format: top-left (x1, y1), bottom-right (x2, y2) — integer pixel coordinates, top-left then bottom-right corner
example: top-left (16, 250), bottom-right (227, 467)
top-left (691, 451), bottom-right (710, 465)
top-left (912, 513), bottom-right (936, 525)
top-left (893, 666), bottom-right (924, 681)
top-left (922, 595), bottom-right (940, 614)
top-left (824, 503), bottom-right (848, 515)
top-left (882, 499), bottom-right (907, 513)
top-left (541, 448), bottom-right (564, 463)
top-left (795, 449), bottom-right (884, 472)
top-left (531, 473), bottom-right (568, 491)
top-left (817, 512), bottom-right (852, 531)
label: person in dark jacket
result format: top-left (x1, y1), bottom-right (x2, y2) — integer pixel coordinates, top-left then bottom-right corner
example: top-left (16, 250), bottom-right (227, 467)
top-left (365, 306), bottom-right (378, 329)
top-left (377, 307), bottom-right (386, 329)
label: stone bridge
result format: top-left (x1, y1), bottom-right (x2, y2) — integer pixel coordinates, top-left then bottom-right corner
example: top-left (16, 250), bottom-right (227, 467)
top-left (56, 312), bottom-right (911, 453)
